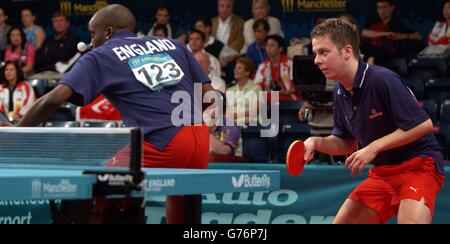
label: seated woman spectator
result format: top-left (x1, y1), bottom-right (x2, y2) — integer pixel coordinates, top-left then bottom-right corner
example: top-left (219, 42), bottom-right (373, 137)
top-left (242, 0), bottom-right (284, 54)
top-left (418, 0), bottom-right (450, 58)
top-left (152, 23), bottom-right (169, 38)
top-left (4, 27), bottom-right (35, 76)
top-left (21, 8), bottom-right (45, 49)
top-left (429, 0), bottom-right (450, 47)
top-left (226, 58), bottom-right (261, 125)
top-left (0, 61), bottom-right (36, 122)
top-left (254, 35), bottom-right (301, 102)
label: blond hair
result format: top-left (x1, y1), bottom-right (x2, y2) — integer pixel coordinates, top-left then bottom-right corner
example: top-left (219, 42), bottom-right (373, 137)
top-left (252, 0), bottom-right (271, 12)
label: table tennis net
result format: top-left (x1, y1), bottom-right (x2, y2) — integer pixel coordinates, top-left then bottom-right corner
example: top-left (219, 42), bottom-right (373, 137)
top-left (0, 127), bottom-right (141, 168)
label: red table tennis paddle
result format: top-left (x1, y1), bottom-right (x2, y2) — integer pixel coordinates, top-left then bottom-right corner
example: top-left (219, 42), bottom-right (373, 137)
top-left (286, 140), bottom-right (306, 176)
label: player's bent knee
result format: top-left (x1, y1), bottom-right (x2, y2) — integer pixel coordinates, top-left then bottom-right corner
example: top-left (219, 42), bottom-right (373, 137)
top-left (398, 198), bottom-right (433, 224)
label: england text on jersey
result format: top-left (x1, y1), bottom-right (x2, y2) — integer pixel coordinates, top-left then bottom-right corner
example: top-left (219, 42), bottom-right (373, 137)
top-left (112, 39), bottom-right (177, 61)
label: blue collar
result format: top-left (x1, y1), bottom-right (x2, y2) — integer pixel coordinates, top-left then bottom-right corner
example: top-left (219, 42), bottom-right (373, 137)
top-left (110, 31), bottom-right (136, 40)
top-left (352, 60), bottom-right (370, 90)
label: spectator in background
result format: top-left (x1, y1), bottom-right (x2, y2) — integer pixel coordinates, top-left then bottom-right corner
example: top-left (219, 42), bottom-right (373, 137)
top-left (187, 30), bottom-right (222, 79)
top-left (246, 19), bottom-right (269, 67)
top-left (0, 61), bottom-right (36, 122)
top-left (34, 12), bottom-right (80, 74)
top-left (255, 35), bottom-right (301, 101)
top-left (194, 51), bottom-right (226, 93)
top-left (242, 0), bottom-right (284, 54)
top-left (0, 7), bottom-right (11, 58)
top-left (428, 0), bottom-right (450, 47)
top-left (195, 18), bottom-right (224, 59)
top-left (212, 0), bottom-right (244, 55)
top-left (141, 5), bottom-right (187, 42)
top-left (147, 5), bottom-right (176, 38)
top-left (151, 23), bottom-right (168, 38)
top-left (226, 57), bottom-right (261, 125)
top-left (361, 0), bottom-right (422, 65)
top-left (209, 91), bottom-right (242, 157)
top-left (4, 27), bottom-right (35, 76)
top-left (21, 8), bottom-right (46, 49)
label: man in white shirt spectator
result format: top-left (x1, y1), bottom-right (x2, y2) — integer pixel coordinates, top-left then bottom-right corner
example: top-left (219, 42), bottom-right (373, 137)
top-left (195, 18), bottom-right (224, 59)
top-left (187, 30), bottom-right (222, 79)
top-left (194, 51), bottom-right (226, 93)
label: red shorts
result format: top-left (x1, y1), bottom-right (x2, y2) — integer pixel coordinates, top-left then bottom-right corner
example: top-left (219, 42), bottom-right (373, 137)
top-left (142, 125), bottom-right (209, 169)
top-left (348, 157), bottom-right (445, 223)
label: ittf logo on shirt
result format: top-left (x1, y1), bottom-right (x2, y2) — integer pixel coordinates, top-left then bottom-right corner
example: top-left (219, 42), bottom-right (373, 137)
top-left (369, 108), bottom-right (383, 120)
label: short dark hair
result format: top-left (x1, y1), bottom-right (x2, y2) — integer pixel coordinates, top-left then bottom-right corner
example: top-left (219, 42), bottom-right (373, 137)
top-left (2, 61), bottom-right (25, 85)
top-left (311, 18), bottom-right (361, 59)
top-left (196, 17), bottom-right (212, 28)
top-left (155, 5), bottom-right (171, 16)
top-left (253, 18), bottom-right (270, 32)
top-left (189, 29), bottom-right (206, 42)
top-left (152, 23), bottom-right (168, 37)
top-left (376, 0), bottom-right (394, 5)
top-left (52, 11), bottom-right (70, 22)
top-left (266, 35), bottom-right (285, 49)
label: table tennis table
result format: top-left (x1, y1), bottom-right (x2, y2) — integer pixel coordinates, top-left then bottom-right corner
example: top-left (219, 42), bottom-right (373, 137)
top-left (0, 164), bottom-right (280, 201)
top-left (0, 163), bottom-right (280, 224)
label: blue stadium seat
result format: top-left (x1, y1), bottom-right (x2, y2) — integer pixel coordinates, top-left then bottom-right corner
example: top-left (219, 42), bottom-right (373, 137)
top-left (440, 100), bottom-right (450, 124)
top-left (48, 103), bottom-right (77, 121)
top-left (278, 101), bottom-right (302, 123)
top-left (424, 79), bottom-right (450, 106)
top-left (438, 124), bottom-right (450, 160)
top-left (44, 121), bottom-right (79, 127)
top-left (409, 58), bottom-right (448, 80)
top-left (278, 122), bottom-right (311, 163)
top-left (80, 121), bottom-right (118, 128)
top-left (422, 100), bottom-right (439, 124)
top-left (404, 78), bottom-right (424, 100)
top-left (386, 57), bottom-right (408, 77)
top-left (241, 125), bottom-right (276, 162)
top-left (28, 79), bottom-right (48, 98)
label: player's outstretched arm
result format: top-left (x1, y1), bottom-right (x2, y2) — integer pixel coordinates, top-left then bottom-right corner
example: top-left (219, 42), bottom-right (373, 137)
top-left (345, 119), bottom-right (435, 176)
top-left (17, 84), bottom-right (73, 127)
top-left (304, 135), bottom-right (357, 163)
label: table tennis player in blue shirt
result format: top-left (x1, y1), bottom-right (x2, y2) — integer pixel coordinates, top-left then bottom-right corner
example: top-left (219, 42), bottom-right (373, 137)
top-left (1, 4), bottom-right (217, 224)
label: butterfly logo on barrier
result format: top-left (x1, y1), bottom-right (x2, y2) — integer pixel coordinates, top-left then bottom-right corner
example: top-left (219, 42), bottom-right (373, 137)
top-left (232, 175), bottom-right (245, 188)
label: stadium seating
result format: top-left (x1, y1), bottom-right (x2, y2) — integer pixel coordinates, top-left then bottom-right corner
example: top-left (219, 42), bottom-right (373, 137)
top-left (80, 121), bottom-right (118, 128)
top-left (422, 100), bottom-right (439, 124)
top-left (28, 79), bottom-right (48, 98)
top-left (241, 125), bottom-right (277, 162)
top-left (44, 121), bottom-right (79, 127)
top-left (278, 101), bottom-right (302, 124)
top-left (48, 103), bottom-right (77, 121)
top-left (424, 78), bottom-right (450, 106)
top-left (404, 78), bottom-right (424, 100)
top-left (277, 122), bottom-right (311, 163)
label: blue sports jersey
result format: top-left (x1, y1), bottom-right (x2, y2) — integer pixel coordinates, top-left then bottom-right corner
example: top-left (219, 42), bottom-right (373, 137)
top-left (332, 60), bottom-right (445, 174)
top-left (61, 31), bottom-right (210, 150)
